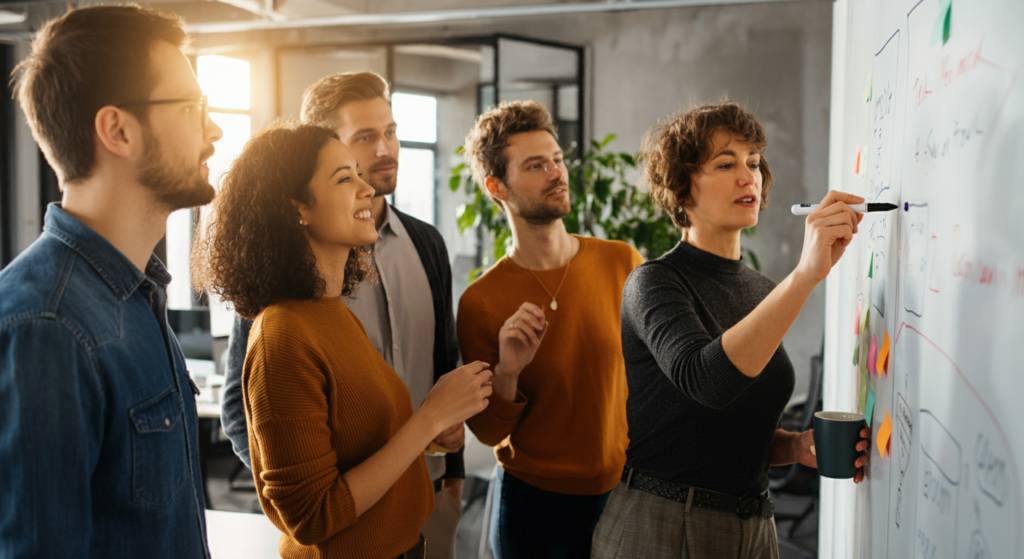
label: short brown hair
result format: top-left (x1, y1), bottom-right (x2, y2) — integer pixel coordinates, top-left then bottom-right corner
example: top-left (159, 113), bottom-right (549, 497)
top-left (300, 71), bottom-right (391, 129)
top-left (463, 100), bottom-right (558, 205)
top-left (12, 5), bottom-right (188, 185)
top-left (190, 121), bottom-right (374, 319)
top-left (641, 101), bottom-right (773, 229)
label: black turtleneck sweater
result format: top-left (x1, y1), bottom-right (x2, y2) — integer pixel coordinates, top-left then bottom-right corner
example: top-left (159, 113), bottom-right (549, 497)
top-left (620, 241), bottom-right (795, 496)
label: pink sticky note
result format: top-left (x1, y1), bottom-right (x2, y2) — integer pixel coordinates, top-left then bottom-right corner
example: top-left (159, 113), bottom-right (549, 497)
top-left (855, 300), bottom-right (862, 335)
top-left (868, 334), bottom-right (878, 376)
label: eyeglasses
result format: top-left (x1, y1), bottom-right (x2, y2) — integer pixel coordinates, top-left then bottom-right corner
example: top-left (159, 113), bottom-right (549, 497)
top-left (522, 158), bottom-right (566, 174)
top-left (117, 94), bottom-right (209, 130)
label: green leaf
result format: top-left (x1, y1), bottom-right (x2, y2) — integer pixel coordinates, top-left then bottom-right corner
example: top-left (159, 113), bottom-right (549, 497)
top-left (449, 173), bottom-right (463, 193)
top-left (455, 145), bottom-right (465, 155)
top-left (599, 133), bottom-right (616, 149)
top-left (593, 176), bottom-right (612, 202)
top-left (493, 228), bottom-right (512, 261)
top-left (742, 226), bottom-right (757, 236)
top-left (468, 267), bottom-right (483, 282)
top-left (456, 204), bottom-right (477, 233)
top-left (746, 248), bottom-right (761, 272)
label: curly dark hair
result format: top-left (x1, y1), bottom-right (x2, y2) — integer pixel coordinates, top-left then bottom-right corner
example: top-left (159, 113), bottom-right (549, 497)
top-left (640, 100), bottom-right (773, 229)
top-left (190, 120), bottom-right (374, 319)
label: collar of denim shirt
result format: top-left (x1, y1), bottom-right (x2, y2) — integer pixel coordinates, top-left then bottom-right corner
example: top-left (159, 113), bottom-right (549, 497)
top-left (42, 203), bottom-right (172, 300)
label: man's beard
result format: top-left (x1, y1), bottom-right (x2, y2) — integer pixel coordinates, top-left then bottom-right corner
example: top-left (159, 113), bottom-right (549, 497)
top-left (506, 180), bottom-right (571, 225)
top-left (365, 156), bottom-right (398, 197)
top-left (137, 126), bottom-right (215, 211)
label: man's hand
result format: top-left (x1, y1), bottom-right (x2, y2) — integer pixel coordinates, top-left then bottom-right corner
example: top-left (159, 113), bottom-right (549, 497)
top-left (442, 478), bottom-right (463, 508)
top-left (433, 423), bottom-right (465, 452)
top-left (492, 302), bottom-right (547, 402)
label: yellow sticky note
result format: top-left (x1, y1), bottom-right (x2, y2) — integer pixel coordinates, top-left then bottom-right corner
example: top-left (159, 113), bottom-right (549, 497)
top-left (876, 410), bottom-right (892, 459)
top-left (876, 331), bottom-right (891, 376)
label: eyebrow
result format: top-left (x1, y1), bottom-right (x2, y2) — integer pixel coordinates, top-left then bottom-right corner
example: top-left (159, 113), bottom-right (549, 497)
top-left (350, 122), bottom-right (397, 137)
top-left (712, 148), bottom-right (759, 159)
top-left (331, 166), bottom-right (352, 177)
top-left (521, 152), bottom-right (563, 165)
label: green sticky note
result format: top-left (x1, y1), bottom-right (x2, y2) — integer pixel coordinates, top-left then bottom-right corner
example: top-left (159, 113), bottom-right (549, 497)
top-left (931, 0), bottom-right (952, 46)
top-left (864, 72), bottom-right (873, 103)
top-left (859, 372), bottom-right (869, 411)
top-left (864, 237), bottom-right (875, 279)
top-left (853, 341), bottom-right (860, 366)
top-left (865, 385), bottom-right (876, 427)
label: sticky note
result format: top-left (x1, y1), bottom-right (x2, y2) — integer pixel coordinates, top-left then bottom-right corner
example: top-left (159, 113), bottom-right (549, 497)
top-left (860, 294), bottom-right (871, 333)
top-left (852, 341), bottom-right (860, 366)
top-left (877, 331), bottom-right (891, 376)
top-left (855, 300), bottom-right (862, 335)
top-left (859, 371), bottom-right (868, 411)
top-left (877, 410), bottom-right (892, 458)
top-left (864, 72), bottom-right (872, 103)
top-left (868, 334), bottom-right (878, 376)
top-left (854, 143), bottom-right (862, 175)
top-left (931, 0), bottom-right (952, 47)
top-left (864, 238), bottom-right (875, 279)
top-left (865, 385), bottom-right (876, 427)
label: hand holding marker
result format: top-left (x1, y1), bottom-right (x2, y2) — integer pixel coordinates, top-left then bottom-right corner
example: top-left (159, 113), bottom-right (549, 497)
top-left (791, 202), bottom-right (899, 216)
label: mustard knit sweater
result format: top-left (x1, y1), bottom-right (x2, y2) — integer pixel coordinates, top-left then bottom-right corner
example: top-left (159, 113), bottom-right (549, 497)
top-left (243, 297), bottom-right (432, 558)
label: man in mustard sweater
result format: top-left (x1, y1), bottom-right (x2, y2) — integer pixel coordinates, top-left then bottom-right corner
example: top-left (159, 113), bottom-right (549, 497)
top-left (459, 101), bottom-right (643, 558)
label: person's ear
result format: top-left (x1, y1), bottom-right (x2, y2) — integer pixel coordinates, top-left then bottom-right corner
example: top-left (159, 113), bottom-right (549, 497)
top-left (94, 106), bottom-right (141, 159)
top-left (484, 176), bottom-right (509, 205)
top-left (291, 199), bottom-right (311, 227)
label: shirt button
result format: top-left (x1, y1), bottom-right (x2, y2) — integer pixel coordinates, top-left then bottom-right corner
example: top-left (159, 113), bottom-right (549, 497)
top-left (393, 344), bottom-right (400, 351)
top-left (164, 417), bottom-right (171, 427)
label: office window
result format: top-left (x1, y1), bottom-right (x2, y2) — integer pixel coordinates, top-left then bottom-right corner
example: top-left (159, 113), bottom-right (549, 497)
top-left (165, 55), bottom-right (251, 338)
top-left (392, 92), bottom-right (437, 225)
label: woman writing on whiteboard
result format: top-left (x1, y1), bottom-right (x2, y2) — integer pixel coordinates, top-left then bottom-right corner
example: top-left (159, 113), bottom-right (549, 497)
top-left (592, 101), bottom-right (871, 559)
top-left (191, 122), bottom-right (492, 558)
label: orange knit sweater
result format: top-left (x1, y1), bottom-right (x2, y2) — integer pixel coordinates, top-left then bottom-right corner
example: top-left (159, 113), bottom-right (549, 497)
top-left (243, 298), bottom-right (432, 559)
top-left (458, 236), bottom-right (644, 495)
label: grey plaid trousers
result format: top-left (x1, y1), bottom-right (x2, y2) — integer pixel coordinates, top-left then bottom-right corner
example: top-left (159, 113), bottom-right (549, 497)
top-left (591, 481), bottom-right (779, 559)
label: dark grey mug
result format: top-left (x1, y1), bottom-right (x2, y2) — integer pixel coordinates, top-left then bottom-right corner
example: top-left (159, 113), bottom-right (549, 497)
top-left (812, 411), bottom-right (865, 479)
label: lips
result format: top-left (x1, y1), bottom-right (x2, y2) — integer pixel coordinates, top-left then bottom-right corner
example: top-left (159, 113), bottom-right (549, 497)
top-left (734, 195), bottom-right (758, 206)
top-left (354, 207), bottom-right (373, 221)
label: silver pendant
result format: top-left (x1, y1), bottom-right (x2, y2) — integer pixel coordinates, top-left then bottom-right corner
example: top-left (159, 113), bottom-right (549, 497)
top-left (550, 299), bottom-right (558, 311)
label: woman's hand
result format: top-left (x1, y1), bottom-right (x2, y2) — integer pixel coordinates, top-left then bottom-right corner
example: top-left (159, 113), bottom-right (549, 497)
top-left (852, 426), bottom-right (871, 484)
top-left (794, 190), bottom-right (866, 285)
top-left (796, 427), bottom-right (871, 483)
top-left (420, 361), bottom-right (493, 434)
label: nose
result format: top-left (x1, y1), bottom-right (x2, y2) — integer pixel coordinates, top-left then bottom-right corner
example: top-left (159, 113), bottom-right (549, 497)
top-left (375, 135), bottom-right (396, 158)
top-left (547, 160), bottom-right (566, 182)
top-left (737, 163), bottom-right (755, 186)
top-left (358, 177), bottom-right (375, 198)
top-left (206, 118), bottom-right (224, 144)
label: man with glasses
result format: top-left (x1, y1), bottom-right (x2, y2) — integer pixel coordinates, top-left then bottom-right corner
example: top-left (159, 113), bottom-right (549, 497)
top-left (458, 100), bottom-right (643, 558)
top-left (0, 6), bottom-right (221, 557)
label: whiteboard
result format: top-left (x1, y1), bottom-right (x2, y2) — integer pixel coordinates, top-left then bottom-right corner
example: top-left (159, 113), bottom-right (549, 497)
top-left (821, 1), bottom-right (1024, 558)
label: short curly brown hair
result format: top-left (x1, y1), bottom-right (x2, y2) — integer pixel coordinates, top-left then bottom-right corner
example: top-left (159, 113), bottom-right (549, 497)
top-left (463, 100), bottom-right (557, 208)
top-left (640, 101), bottom-right (773, 229)
top-left (190, 120), bottom-right (373, 319)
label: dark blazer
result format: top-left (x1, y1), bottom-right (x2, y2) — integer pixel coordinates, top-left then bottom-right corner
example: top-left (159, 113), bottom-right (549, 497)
top-left (219, 206), bottom-right (465, 479)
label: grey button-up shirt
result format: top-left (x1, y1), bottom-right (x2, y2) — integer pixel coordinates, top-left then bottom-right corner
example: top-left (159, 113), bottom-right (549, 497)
top-left (343, 204), bottom-right (443, 480)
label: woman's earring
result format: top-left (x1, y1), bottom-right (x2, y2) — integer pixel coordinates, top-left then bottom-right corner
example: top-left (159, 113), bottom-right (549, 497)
top-left (298, 219), bottom-right (307, 226)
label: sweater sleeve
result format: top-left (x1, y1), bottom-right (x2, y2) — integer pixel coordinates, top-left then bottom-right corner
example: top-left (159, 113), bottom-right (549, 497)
top-left (622, 263), bottom-right (757, 410)
top-left (457, 287), bottom-right (527, 446)
top-left (221, 315), bottom-right (253, 468)
top-left (245, 327), bottom-right (358, 546)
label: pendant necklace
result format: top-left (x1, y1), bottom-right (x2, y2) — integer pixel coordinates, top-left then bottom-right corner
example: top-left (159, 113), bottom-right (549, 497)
top-left (515, 249), bottom-right (573, 312)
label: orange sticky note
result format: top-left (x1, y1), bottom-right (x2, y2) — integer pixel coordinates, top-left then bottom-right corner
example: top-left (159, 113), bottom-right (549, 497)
top-left (876, 410), bottom-right (892, 458)
top-left (855, 300), bottom-right (862, 335)
top-left (854, 143), bottom-right (862, 175)
top-left (876, 331), bottom-right (891, 376)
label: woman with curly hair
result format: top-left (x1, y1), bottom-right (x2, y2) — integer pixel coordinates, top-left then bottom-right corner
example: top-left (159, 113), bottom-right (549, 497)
top-left (191, 121), bottom-right (493, 559)
top-left (591, 101), bottom-right (871, 558)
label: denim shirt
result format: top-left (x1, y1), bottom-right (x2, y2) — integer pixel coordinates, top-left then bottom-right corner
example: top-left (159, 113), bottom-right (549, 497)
top-left (0, 204), bottom-right (209, 558)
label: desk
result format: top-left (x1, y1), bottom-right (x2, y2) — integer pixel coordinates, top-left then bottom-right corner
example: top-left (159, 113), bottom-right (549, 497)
top-left (206, 509), bottom-right (281, 559)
